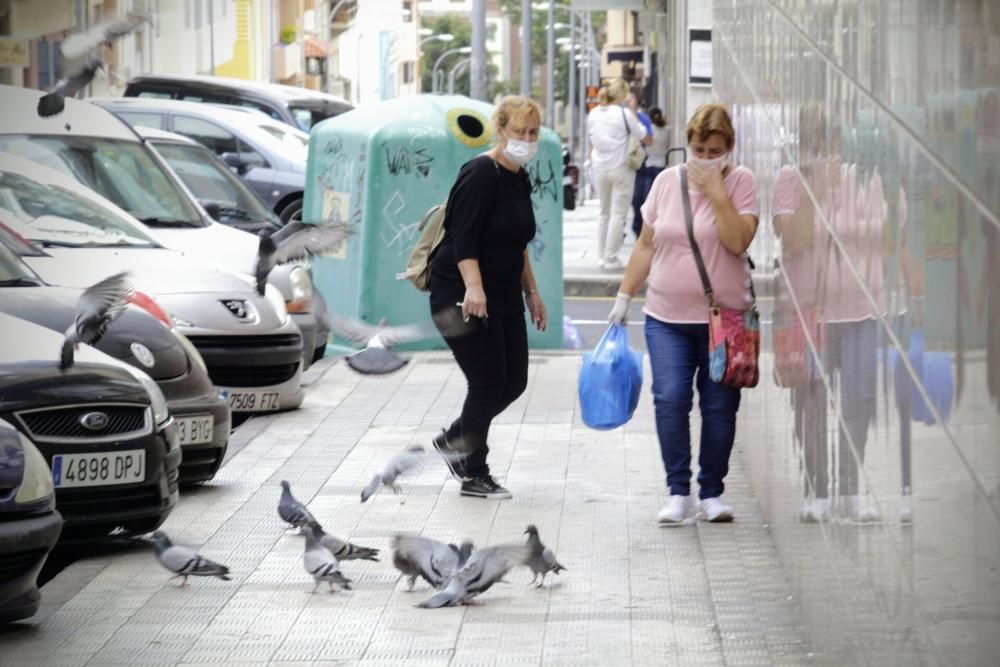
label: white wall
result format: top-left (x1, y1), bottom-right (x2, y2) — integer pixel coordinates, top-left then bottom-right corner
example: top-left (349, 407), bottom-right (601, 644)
top-left (686, 0), bottom-right (713, 121)
top-left (341, 0), bottom-right (418, 105)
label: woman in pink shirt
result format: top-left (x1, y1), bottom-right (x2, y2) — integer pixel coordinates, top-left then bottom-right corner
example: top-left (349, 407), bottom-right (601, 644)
top-left (608, 104), bottom-right (759, 524)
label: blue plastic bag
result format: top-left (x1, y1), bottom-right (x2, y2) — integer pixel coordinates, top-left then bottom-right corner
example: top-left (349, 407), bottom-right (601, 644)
top-left (578, 324), bottom-right (643, 430)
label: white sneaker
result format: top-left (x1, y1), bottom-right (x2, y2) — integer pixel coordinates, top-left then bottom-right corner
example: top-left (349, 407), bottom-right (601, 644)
top-left (657, 495), bottom-right (690, 525)
top-left (700, 496), bottom-right (734, 523)
top-left (846, 495), bottom-right (881, 523)
top-left (602, 257), bottom-right (624, 271)
top-left (899, 492), bottom-right (913, 525)
top-left (799, 498), bottom-right (830, 523)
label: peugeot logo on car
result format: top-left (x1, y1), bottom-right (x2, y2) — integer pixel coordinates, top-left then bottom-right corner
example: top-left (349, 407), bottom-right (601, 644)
top-left (79, 411), bottom-right (110, 431)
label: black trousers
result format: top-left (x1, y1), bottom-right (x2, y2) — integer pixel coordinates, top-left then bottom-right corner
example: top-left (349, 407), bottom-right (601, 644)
top-left (432, 307), bottom-right (529, 477)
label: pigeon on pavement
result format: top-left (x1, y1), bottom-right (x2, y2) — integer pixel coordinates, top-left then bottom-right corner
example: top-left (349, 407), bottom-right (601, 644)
top-left (327, 314), bottom-right (436, 375)
top-left (149, 530), bottom-right (231, 587)
top-left (392, 535), bottom-right (474, 591)
top-left (308, 521), bottom-right (379, 562)
top-left (524, 525), bottom-right (566, 588)
top-left (255, 222), bottom-right (352, 295)
top-left (360, 445), bottom-right (433, 502)
top-left (301, 525), bottom-right (352, 593)
top-left (278, 480), bottom-right (318, 531)
top-left (60, 272), bottom-right (134, 369)
top-left (416, 543), bottom-right (532, 608)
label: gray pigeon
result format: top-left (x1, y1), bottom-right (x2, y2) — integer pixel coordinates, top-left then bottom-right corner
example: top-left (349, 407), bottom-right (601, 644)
top-left (301, 525), bottom-right (352, 593)
top-left (60, 272), bottom-right (134, 369)
top-left (392, 535), bottom-right (473, 591)
top-left (255, 222), bottom-right (352, 295)
top-left (327, 314), bottom-right (436, 375)
top-left (308, 521), bottom-right (379, 562)
top-left (149, 530), bottom-right (231, 587)
top-left (416, 543), bottom-right (532, 608)
top-left (360, 445), bottom-right (429, 502)
top-left (524, 525), bottom-right (566, 588)
top-left (278, 480), bottom-right (318, 530)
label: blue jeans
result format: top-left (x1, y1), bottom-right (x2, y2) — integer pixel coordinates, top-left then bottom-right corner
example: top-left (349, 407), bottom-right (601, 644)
top-left (645, 317), bottom-right (742, 499)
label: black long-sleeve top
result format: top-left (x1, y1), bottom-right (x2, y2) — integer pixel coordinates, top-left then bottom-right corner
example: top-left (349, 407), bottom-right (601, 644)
top-left (429, 155), bottom-right (537, 316)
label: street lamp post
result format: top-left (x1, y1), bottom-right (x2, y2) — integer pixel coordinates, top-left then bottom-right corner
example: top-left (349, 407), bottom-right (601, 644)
top-left (520, 0), bottom-right (531, 95)
top-left (447, 57), bottom-right (471, 95)
top-left (432, 46), bottom-right (472, 94)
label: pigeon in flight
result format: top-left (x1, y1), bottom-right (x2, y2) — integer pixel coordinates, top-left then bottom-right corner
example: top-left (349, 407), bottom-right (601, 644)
top-left (307, 521), bottom-right (380, 562)
top-left (149, 530), bottom-right (231, 587)
top-left (327, 314), bottom-right (436, 375)
top-left (255, 221), bottom-right (352, 296)
top-left (301, 525), bottom-right (352, 593)
top-left (360, 446), bottom-right (432, 502)
top-left (278, 480), bottom-right (318, 531)
top-left (392, 535), bottom-right (473, 591)
top-left (524, 525), bottom-right (566, 588)
top-left (416, 542), bottom-right (532, 608)
top-left (60, 271), bottom-right (134, 369)
top-left (38, 9), bottom-right (150, 118)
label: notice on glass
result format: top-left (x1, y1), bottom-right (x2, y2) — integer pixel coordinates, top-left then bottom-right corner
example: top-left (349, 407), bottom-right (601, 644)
top-left (689, 29), bottom-right (712, 86)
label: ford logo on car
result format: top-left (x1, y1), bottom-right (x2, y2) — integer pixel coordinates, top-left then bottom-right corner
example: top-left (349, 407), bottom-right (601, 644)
top-left (79, 411), bottom-right (110, 431)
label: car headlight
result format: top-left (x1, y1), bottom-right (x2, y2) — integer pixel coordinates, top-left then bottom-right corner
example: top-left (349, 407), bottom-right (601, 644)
top-left (124, 365), bottom-right (170, 427)
top-left (15, 435), bottom-right (55, 505)
top-left (264, 284), bottom-right (289, 324)
top-left (287, 266), bottom-right (314, 313)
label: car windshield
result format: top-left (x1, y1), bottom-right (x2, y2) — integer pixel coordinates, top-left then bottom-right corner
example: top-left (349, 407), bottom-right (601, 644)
top-left (255, 121), bottom-right (309, 154)
top-left (151, 140), bottom-right (280, 225)
top-left (0, 238), bottom-right (43, 285)
top-left (0, 168), bottom-right (159, 248)
top-left (0, 135), bottom-right (204, 227)
top-left (235, 119), bottom-right (308, 162)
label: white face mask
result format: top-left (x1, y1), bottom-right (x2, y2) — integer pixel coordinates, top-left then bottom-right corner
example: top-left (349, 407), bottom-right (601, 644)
top-left (503, 138), bottom-right (537, 166)
top-left (687, 154), bottom-right (726, 170)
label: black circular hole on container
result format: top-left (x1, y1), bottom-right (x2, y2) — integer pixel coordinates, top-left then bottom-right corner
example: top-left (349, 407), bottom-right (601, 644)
top-left (456, 114), bottom-right (484, 138)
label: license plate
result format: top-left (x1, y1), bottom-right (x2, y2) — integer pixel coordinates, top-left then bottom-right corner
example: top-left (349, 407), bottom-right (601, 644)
top-left (52, 451), bottom-right (146, 488)
top-left (220, 390), bottom-right (280, 412)
top-left (175, 415), bottom-right (214, 445)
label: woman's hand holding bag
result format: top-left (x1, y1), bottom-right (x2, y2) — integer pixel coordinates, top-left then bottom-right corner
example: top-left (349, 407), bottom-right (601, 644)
top-left (578, 324), bottom-right (643, 430)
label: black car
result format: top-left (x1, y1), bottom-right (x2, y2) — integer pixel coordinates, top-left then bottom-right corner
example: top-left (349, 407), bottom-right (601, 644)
top-left (123, 74), bottom-right (353, 132)
top-left (0, 233), bottom-right (230, 485)
top-left (0, 418), bottom-right (62, 624)
top-left (0, 312), bottom-right (181, 542)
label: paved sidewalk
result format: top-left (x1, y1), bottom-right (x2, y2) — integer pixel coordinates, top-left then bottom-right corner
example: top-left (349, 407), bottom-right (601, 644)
top-left (1, 354), bottom-right (810, 666)
top-left (562, 198), bottom-right (636, 297)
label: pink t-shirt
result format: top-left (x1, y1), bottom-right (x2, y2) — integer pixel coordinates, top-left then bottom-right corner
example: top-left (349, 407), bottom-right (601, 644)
top-left (640, 165), bottom-right (759, 323)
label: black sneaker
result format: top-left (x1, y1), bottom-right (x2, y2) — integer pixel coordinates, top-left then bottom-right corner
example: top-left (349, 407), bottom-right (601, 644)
top-left (432, 430), bottom-right (466, 481)
top-left (460, 475), bottom-right (512, 499)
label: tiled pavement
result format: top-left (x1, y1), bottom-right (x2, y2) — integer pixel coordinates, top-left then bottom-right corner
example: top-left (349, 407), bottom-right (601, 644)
top-left (0, 353), bottom-right (812, 666)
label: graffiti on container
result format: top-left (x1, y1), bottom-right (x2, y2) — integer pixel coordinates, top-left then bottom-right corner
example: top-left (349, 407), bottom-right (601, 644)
top-left (321, 189), bottom-right (350, 260)
top-left (349, 165), bottom-right (366, 227)
top-left (384, 143), bottom-right (434, 178)
top-left (380, 189), bottom-right (419, 256)
top-left (324, 137), bottom-right (344, 155)
top-left (528, 218), bottom-right (548, 263)
top-left (527, 159), bottom-right (559, 204)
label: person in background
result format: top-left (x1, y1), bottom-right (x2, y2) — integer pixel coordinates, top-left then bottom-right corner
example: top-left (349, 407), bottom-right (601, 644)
top-left (608, 103), bottom-right (759, 525)
top-left (627, 92), bottom-right (653, 136)
top-left (428, 95), bottom-right (548, 500)
top-left (587, 78), bottom-right (652, 271)
top-left (632, 106), bottom-right (671, 238)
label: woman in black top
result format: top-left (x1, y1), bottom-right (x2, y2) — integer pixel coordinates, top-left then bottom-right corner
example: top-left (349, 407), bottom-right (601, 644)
top-left (429, 95), bottom-right (547, 499)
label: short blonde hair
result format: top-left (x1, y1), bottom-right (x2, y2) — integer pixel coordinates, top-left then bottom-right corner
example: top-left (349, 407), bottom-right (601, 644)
top-left (686, 103), bottom-right (735, 148)
top-left (598, 78), bottom-right (629, 105)
top-left (493, 95), bottom-right (542, 136)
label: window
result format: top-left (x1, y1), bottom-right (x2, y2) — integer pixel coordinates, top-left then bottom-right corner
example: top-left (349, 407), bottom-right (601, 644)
top-left (172, 116), bottom-right (267, 169)
top-left (137, 90), bottom-right (174, 99)
top-left (402, 61), bottom-right (414, 85)
top-left (402, 2), bottom-right (412, 22)
top-left (117, 111), bottom-right (164, 130)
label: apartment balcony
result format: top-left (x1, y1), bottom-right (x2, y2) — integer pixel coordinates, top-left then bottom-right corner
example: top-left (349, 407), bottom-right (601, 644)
top-left (272, 41), bottom-right (302, 81)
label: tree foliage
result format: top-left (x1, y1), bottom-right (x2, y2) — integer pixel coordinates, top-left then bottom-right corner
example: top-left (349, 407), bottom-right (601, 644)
top-left (419, 15), bottom-right (499, 98)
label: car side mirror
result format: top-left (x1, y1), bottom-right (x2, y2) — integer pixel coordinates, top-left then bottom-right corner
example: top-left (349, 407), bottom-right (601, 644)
top-left (220, 152), bottom-right (248, 174)
top-left (201, 201), bottom-right (222, 221)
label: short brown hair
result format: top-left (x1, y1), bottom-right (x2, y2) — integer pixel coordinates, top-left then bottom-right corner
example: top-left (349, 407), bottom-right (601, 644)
top-left (493, 95), bottom-right (542, 135)
top-left (686, 103), bottom-right (735, 148)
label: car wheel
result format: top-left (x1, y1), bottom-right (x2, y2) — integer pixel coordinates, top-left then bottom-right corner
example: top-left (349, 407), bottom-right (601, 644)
top-left (278, 197), bottom-right (303, 224)
top-left (312, 342), bottom-right (327, 364)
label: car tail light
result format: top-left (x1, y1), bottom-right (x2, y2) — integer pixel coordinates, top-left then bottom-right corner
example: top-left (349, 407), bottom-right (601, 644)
top-left (130, 291), bottom-right (173, 328)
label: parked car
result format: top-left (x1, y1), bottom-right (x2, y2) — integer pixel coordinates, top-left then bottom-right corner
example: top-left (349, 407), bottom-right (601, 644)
top-left (0, 234), bottom-right (229, 485)
top-left (0, 84), bottom-right (325, 367)
top-left (136, 126), bottom-right (330, 363)
top-left (122, 74), bottom-right (353, 132)
top-left (91, 96), bottom-right (308, 222)
top-left (0, 313), bottom-right (181, 541)
top-left (0, 418), bottom-right (62, 623)
top-left (0, 153), bottom-right (305, 416)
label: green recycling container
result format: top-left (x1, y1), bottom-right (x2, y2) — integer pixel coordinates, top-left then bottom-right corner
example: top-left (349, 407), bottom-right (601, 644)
top-left (304, 94), bottom-right (564, 351)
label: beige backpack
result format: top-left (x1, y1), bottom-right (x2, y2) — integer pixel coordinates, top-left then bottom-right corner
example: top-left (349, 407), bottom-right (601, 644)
top-left (403, 201), bottom-right (448, 291)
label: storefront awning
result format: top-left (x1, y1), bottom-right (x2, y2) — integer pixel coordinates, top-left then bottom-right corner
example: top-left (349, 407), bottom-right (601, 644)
top-left (304, 36), bottom-right (328, 59)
